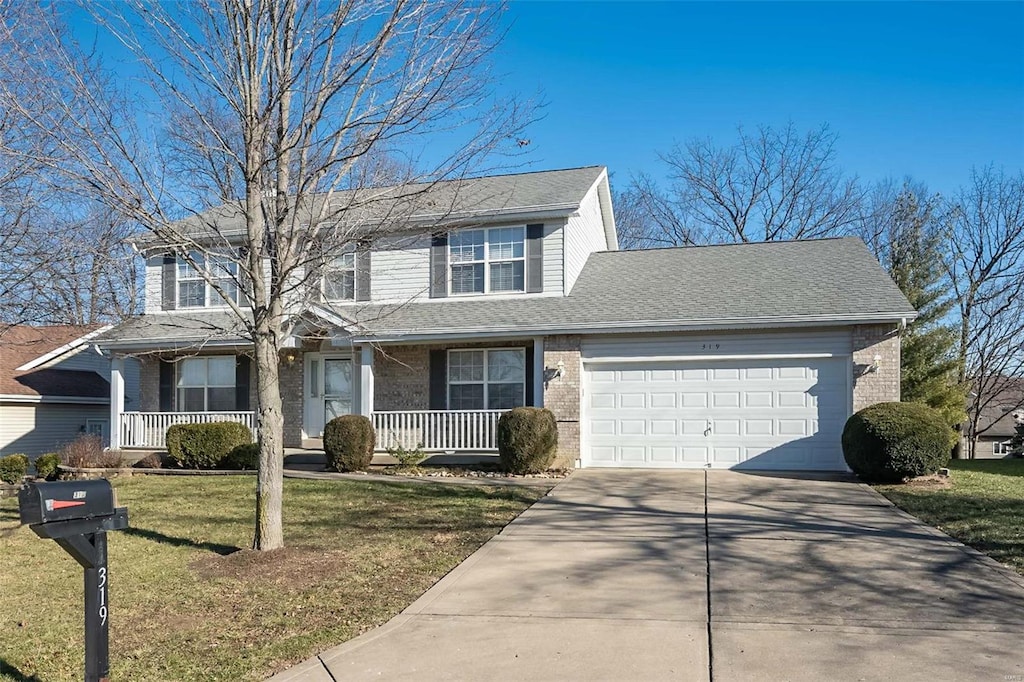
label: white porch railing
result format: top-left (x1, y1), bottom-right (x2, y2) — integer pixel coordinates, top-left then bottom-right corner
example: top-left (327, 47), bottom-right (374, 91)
top-left (119, 411), bottom-right (257, 449)
top-left (372, 410), bottom-right (504, 452)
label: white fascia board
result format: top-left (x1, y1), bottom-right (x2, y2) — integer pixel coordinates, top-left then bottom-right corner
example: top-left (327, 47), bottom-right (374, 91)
top-left (349, 313), bottom-right (914, 344)
top-left (15, 325), bottom-right (114, 371)
top-left (96, 338), bottom-right (252, 352)
top-left (0, 394), bottom-right (110, 405)
top-left (592, 168), bottom-right (618, 250)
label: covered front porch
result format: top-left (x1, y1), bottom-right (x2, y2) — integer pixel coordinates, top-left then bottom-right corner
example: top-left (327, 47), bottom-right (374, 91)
top-left (108, 336), bottom-right (575, 458)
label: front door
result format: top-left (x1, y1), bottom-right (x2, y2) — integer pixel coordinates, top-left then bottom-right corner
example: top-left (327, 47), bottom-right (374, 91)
top-left (305, 354), bottom-right (354, 437)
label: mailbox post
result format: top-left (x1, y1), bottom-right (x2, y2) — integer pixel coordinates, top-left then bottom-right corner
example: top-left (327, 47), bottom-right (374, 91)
top-left (19, 480), bottom-right (129, 682)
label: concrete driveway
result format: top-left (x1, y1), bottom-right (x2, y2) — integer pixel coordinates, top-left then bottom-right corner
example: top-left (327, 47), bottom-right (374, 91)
top-left (270, 471), bottom-right (1024, 681)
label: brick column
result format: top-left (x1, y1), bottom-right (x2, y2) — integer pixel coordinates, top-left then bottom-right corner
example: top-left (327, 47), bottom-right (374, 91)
top-left (851, 324), bottom-right (902, 412)
top-left (542, 334), bottom-right (581, 468)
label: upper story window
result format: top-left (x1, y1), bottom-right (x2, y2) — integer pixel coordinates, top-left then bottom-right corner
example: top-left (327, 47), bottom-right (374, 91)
top-left (449, 227), bottom-right (525, 295)
top-left (323, 253), bottom-right (355, 301)
top-left (177, 252), bottom-right (238, 308)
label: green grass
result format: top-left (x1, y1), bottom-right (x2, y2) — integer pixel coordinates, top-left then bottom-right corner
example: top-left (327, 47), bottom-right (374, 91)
top-left (876, 459), bottom-right (1024, 575)
top-left (0, 476), bottom-right (546, 681)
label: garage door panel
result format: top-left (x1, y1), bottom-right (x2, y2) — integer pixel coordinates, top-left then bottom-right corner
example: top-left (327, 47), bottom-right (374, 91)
top-left (650, 392), bottom-right (678, 408)
top-left (583, 355), bottom-right (848, 471)
top-left (713, 392), bottom-right (740, 408)
top-left (681, 392), bottom-right (707, 407)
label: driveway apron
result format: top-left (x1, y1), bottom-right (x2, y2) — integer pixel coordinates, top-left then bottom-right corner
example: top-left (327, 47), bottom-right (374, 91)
top-left (270, 471), bottom-right (1024, 682)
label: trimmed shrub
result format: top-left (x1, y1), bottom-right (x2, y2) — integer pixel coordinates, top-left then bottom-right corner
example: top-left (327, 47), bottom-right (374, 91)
top-left (225, 443), bottom-right (260, 470)
top-left (497, 407), bottom-right (558, 474)
top-left (324, 415), bottom-right (375, 472)
top-left (842, 401), bottom-right (955, 483)
top-left (34, 453), bottom-right (61, 480)
top-left (0, 454), bottom-right (29, 484)
top-left (166, 422), bottom-right (253, 469)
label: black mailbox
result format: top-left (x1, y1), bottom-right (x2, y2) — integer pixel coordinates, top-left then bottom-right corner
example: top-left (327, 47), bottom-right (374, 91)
top-left (19, 478), bottom-right (129, 682)
top-left (19, 480), bottom-right (117, 525)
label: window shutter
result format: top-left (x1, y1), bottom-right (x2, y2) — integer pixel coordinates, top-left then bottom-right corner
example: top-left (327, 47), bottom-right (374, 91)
top-left (355, 248), bottom-right (372, 301)
top-left (524, 344), bottom-right (535, 407)
top-left (429, 349), bottom-right (447, 409)
top-left (526, 224), bottom-right (544, 293)
top-left (429, 234), bottom-right (448, 298)
top-left (161, 254), bottom-right (177, 310)
top-left (309, 245), bottom-right (324, 303)
top-left (158, 359), bottom-right (174, 411)
top-left (235, 355), bottom-right (251, 411)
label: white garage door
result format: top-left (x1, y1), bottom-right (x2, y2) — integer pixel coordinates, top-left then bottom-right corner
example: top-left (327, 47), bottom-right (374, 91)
top-left (583, 357), bottom-right (849, 471)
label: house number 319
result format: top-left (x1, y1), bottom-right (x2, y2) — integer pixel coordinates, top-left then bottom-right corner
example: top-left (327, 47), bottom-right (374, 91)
top-left (701, 343), bottom-right (721, 350)
top-left (98, 566), bottom-right (107, 626)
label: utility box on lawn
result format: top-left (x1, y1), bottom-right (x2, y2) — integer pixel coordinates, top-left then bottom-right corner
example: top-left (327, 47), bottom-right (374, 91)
top-left (18, 479), bottom-right (129, 682)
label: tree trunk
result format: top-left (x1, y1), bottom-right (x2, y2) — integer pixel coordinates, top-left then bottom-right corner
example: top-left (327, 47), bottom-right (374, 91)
top-left (252, 327), bottom-right (284, 551)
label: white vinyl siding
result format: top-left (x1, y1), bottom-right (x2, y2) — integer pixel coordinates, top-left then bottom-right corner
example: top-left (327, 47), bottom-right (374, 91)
top-left (144, 256), bottom-right (163, 314)
top-left (541, 222), bottom-right (564, 295)
top-left (370, 236), bottom-right (432, 302)
top-left (0, 403), bottom-right (110, 457)
top-left (564, 184), bottom-right (610, 293)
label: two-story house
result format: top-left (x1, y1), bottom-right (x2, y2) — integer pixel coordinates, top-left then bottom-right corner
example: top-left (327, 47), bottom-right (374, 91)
top-left (95, 166), bottom-right (916, 471)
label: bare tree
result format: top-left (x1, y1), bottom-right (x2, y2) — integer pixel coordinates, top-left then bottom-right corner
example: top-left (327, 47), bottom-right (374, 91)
top-left (618, 123), bottom-right (865, 246)
top-left (4, 0), bottom-right (528, 549)
top-left (945, 167), bottom-right (1024, 457)
top-left (0, 3), bottom-right (139, 329)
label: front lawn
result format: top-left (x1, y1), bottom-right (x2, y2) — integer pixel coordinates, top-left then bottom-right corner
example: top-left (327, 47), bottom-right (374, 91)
top-left (876, 459), bottom-right (1024, 575)
top-left (0, 476), bottom-right (546, 681)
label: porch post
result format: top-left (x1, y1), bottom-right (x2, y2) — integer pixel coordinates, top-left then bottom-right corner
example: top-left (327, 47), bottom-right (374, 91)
top-left (359, 344), bottom-right (374, 417)
top-left (109, 356), bottom-right (125, 450)
top-left (533, 336), bottom-right (544, 407)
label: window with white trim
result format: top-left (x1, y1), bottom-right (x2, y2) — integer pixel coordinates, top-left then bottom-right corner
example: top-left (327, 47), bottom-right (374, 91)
top-left (993, 440), bottom-right (1014, 456)
top-left (177, 357), bottom-right (236, 411)
top-left (323, 253), bottom-right (355, 300)
top-left (449, 227), bottom-right (525, 295)
top-left (447, 349), bottom-right (526, 410)
top-left (177, 252), bottom-right (239, 308)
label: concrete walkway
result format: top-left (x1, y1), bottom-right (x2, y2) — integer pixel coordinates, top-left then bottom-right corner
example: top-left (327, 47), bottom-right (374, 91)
top-left (269, 471), bottom-right (1024, 682)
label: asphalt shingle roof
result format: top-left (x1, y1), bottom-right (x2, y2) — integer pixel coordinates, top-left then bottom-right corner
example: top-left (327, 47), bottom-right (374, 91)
top-left (140, 166), bottom-right (608, 246)
top-left (97, 237), bottom-right (916, 348)
top-left (0, 325), bottom-right (109, 398)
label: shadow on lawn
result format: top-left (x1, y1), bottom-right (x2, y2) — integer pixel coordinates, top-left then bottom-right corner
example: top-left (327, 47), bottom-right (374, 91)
top-left (0, 659), bottom-right (42, 682)
top-left (124, 526), bottom-right (239, 555)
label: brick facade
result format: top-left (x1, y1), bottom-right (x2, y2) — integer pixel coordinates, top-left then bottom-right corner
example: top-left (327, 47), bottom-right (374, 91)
top-left (138, 356), bottom-right (159, 412)
top-left (373, 340), bottom-right (533, 412)
top-left (542, 334), bottom-right (582, 468)
top-left (279, 352), bottom-right (303, 448)
top-left (851, 323), bottom-right (902, 411)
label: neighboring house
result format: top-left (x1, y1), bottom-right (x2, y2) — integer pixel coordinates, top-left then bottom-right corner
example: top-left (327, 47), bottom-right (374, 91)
top-left (94, 166), bottom-right (916, 471)
top-left (0, 325), bottom-right (140, 457)
top-left (970, 379), bottom-right (1024, 458)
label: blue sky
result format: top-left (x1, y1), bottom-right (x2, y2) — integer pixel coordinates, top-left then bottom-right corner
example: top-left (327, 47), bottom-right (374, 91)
top-left (495, 1), bottom-right (1024, 197)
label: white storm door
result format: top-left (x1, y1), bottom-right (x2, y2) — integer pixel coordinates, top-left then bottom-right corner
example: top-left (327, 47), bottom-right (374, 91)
top-left (305, 355), bottom-right (353, 437)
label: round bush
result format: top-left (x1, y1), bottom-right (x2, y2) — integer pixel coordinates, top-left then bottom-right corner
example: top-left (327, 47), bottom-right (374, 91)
top-left (166, 422), bottom-right (253, 469)
top-left (33, 453), bottom-right (61, 480)
top-left (0, 453), bottom-right (29, 484)
top-left (224, 443), bottom-right (260, 470)
top-left (841, 402), bottom-right (954, 483)
top-left (324, 415), bottom-right (375, 472)
top-left (497, 407), bottom-right (558, 474)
